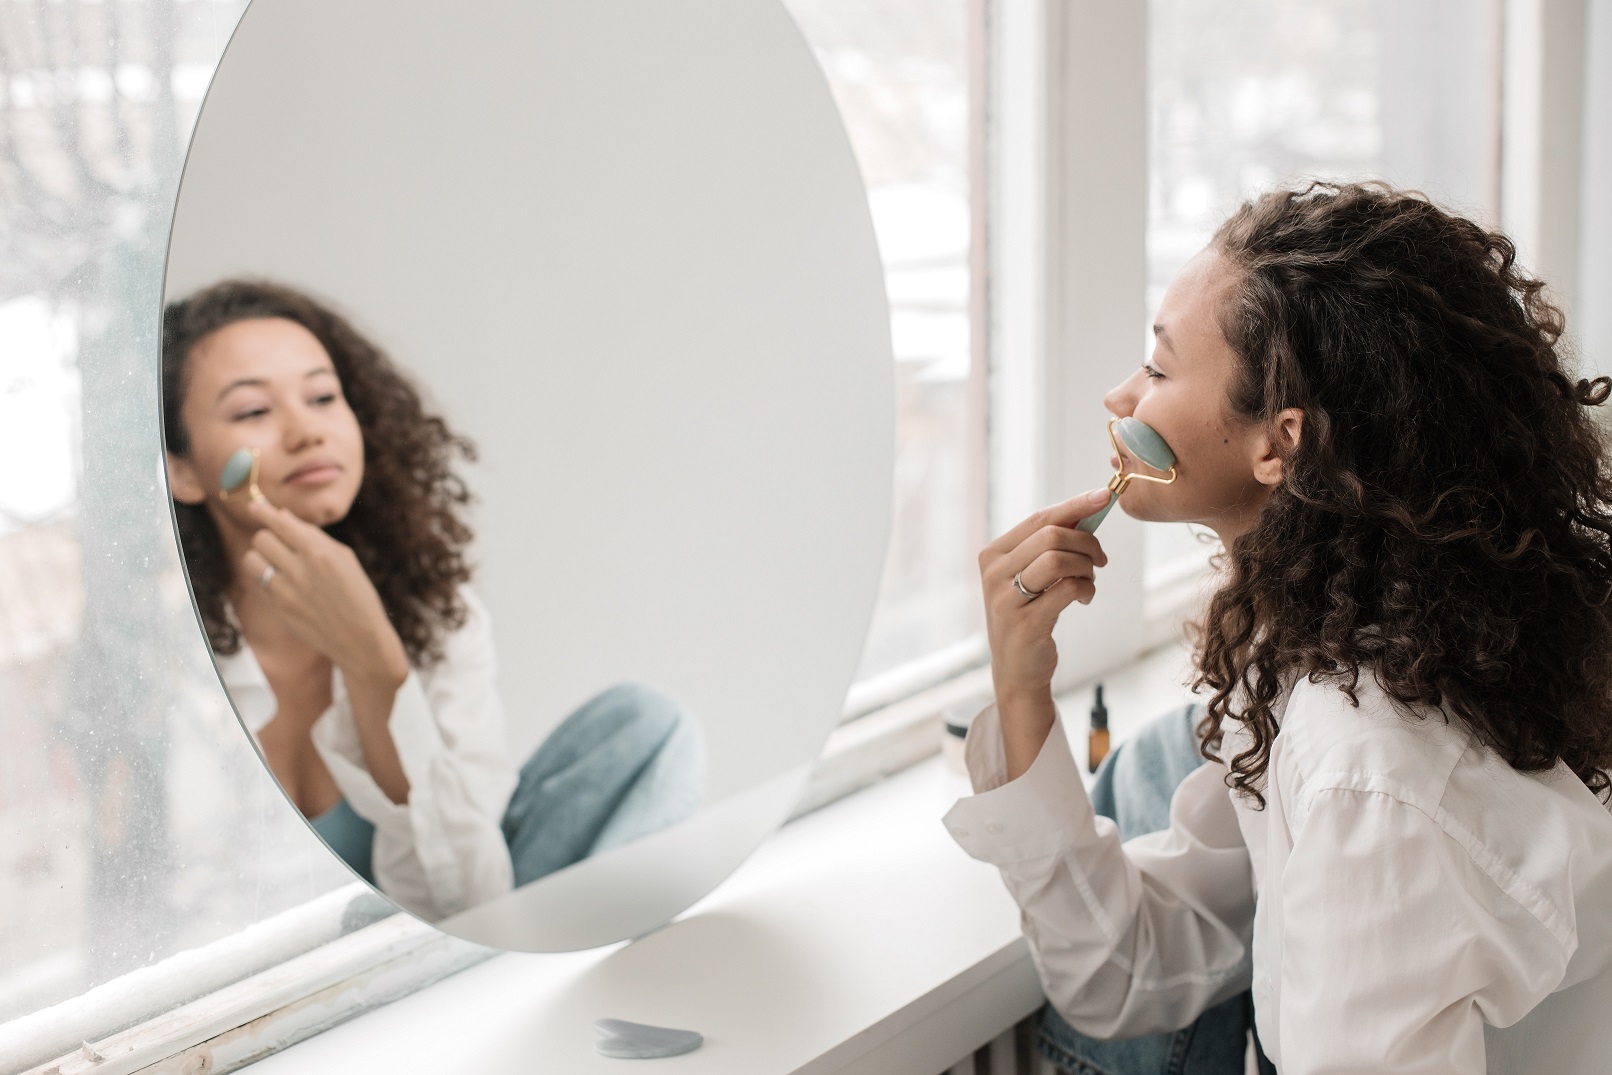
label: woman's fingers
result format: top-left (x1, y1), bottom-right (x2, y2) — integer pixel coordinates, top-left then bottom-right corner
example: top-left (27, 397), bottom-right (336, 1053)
top-left (981, 521), bottom-right (1108, 595)
top-left (978, 495), bottom-right (1114, 708)
top-left (241, 546), bottom-right (292, 598)
top-left (248, 525), bottom-right (298, 576)
top-left (1014, 548), bottom-right (1102, 599)
top-left (245, 500), bottom-right (317, 553)
top-left (981, 487), bottom-right (1113, 560)
top-left (989, 569), bottom-right (1094, 619)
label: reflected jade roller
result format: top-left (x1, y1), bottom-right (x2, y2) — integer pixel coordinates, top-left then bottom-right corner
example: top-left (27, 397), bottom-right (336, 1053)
top-left (218, 446), bottom-right (267, 503)
top-left (1076, 416), bottom-right (1178, 533)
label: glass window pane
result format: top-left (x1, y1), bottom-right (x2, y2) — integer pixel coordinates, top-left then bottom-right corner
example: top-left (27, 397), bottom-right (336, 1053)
top-left (1145, 0), bottom-right (1502, 584)
top-left (782, 0), bottom-right (987, 684)
top-left (0, 0), bottom-right (358, 1032)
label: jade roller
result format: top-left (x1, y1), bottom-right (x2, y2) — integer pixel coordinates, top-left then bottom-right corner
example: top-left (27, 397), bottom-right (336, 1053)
top-left (1076, 416), bottom-right (1178, 533)
top-left (218, 447), bottom-right (266, 503)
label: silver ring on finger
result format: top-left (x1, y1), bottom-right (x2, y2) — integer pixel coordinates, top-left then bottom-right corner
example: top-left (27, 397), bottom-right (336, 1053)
top-left (1013, 571), bottom-right (1049, 601)
top-left (259, 564), bottom-right (277, 590)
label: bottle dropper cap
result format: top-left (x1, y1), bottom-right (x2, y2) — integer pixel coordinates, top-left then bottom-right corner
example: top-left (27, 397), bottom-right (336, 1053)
top-left (1090, 683), bottom-right (1109, 731)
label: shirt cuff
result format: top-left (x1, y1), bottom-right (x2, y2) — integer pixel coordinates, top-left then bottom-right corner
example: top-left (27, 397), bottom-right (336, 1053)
top-left (942, 702), bottom-right (1105, 864)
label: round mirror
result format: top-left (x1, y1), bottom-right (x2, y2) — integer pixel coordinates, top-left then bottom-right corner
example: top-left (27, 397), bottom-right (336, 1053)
top-left (162, 0), bottom-right (893, 951)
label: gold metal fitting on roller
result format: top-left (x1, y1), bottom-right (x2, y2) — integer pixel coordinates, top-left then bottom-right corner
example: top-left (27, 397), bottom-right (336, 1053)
top-left (1105, 416), bottom-right (1177, 497)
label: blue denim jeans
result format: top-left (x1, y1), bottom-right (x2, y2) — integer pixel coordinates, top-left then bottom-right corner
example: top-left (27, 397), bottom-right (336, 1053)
top-left (1035, 703), bottom-right (1276, 1075)
top-left (501, 681), bottom-right (705, 885)
top-left (312, 681), bottom-right (705, 891)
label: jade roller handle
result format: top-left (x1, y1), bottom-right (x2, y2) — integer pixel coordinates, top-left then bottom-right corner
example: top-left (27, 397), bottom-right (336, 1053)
top-left (1077, 491), bottom-right (1119, 534)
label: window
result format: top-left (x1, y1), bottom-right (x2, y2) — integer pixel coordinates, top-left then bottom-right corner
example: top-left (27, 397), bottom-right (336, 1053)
top-left (2, 1), bottom-right (1597, 1068)
top-left (0, 0), bottom-right (362, 1051)
top-left (781, 0), bottom-right (991, 711)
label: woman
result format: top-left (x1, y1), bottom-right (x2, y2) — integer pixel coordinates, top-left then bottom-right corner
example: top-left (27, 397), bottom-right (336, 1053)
top-left (946, 183), bottom-right (1612, 1072)
top-left (162, 280), bottom-right (704, 922)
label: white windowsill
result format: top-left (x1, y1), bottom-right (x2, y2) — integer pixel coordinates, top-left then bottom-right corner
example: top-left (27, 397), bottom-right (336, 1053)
top-left (231, 758), bottom-right (1032, 1075)
top-left (233, 643), bottom-right (1196, 1075)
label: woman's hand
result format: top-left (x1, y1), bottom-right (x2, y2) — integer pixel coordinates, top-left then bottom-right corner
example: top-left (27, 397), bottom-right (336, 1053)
top-left (978, 487), bottom-right (1111, 779)
top-left (240, 501), bottom-right (409, 688)
top-left (240, 501), bottom-right (412, 802)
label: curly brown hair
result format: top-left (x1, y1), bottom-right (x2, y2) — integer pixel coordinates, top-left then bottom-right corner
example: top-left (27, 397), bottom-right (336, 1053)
top-left (162, 279), bottom-right (476, 669)
top-left (1193, 181), bottom-right (1612, 805)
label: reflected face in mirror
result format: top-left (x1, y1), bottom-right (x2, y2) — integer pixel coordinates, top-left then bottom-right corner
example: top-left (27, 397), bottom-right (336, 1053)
top-left (162, 280), bottom-right (708, 926)
top-left (166, 316), bottom-right (365, 532)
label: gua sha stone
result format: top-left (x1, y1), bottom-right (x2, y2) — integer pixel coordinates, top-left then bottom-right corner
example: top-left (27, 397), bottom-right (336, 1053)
top-left (592, 1018), bottom-right (704, 1059)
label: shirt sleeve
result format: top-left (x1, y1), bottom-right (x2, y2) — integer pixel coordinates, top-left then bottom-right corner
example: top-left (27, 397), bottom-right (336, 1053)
top-left (314, 588), bottom-right (518, 920)
top-left (1275, 783), bottom-right (1569, 1075)
top-left (943, 703), bottom-right (1255, 1038)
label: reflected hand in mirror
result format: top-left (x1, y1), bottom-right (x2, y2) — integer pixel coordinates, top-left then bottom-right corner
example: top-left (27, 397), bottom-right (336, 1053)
top-left (162, 281), bottom-right (706, 921)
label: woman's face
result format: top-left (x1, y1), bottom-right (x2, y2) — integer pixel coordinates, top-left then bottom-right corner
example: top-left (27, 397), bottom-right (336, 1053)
top-left (1102, 248), bottom-right (1289, 543)
top-left (167, 317), bottom-right (365, 533)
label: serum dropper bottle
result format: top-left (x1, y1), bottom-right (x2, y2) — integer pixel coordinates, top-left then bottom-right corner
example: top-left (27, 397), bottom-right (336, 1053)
top-left (1088, 683), bottom-right (1110, 774)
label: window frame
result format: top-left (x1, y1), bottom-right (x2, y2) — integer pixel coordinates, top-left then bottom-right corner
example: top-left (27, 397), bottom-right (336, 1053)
top-left (989, 0), bottom-right (1157, 691)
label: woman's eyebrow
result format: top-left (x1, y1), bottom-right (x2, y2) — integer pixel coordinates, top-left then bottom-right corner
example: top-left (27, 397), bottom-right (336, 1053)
top-left (1152, 323), bottom-right (1176, 353)
top-left (215, 377), bottom-right (266, 403)
top-left (215, 365), bottom-right (333, 402)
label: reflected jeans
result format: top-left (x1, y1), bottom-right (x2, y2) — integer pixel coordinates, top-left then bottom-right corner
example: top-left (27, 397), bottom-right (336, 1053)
top-left (312, 681), bottom-right (705, 890)
top-left (1035, 703), bottom-right (1276, 1075)
top-left (502, 681), bottom-right (705, 885)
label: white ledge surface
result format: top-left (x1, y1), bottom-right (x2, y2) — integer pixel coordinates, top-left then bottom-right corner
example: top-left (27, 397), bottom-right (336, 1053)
top-left (245, 757), bottom-right (1044, 1075)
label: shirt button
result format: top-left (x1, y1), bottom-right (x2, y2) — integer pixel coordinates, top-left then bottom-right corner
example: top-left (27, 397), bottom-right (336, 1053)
top-left (985, 822), bottom-right (1005, 835)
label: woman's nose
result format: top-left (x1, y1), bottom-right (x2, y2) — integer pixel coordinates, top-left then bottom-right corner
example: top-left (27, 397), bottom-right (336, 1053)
top-left (1103, 369), bottom-right (1144, 418)
top-left (281, 404), bottom-right (324, 450)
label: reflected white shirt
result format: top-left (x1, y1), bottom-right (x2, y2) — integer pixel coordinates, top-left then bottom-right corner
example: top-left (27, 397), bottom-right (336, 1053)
top-left (943, 673), bottom-right (1612, 1074)
top-left (216, 586), bottom-right (518, 921)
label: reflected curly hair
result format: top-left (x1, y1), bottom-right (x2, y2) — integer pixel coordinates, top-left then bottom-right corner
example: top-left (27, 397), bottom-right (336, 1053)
top-left (162, 280), bottom-right (475, 669)
top-left (1194, 181), bottom-right (1612, 805)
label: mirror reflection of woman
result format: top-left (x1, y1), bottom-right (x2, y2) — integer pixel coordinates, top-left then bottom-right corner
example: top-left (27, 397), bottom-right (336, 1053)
top-left (162, 281), bottom-right (704, 921)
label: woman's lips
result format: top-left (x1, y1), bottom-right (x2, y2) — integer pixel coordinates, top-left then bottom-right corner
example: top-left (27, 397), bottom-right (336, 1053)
top-left (283, 462), bottom-right (342, 487)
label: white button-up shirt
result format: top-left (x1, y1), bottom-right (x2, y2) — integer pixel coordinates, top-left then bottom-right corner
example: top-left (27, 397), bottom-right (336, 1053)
top-left (944, 672), bottom-right (1612, 1073)
top-left (216, 587), bottom-right (518, 921)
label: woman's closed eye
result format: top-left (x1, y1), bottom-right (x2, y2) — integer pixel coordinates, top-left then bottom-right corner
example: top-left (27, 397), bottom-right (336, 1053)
top-left (309, 391), bottom-right (340, 406)
top-left (230, 404), bottom-right (270, 422)
top-left (1142, 362), bottom-right (1165, 380)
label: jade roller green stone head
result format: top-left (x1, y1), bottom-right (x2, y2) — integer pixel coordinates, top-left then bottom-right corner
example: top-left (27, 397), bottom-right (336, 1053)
top-left (218, 447), bottom-right (266, 503)
top-left (1077, 416), bottom-right (1178, 534)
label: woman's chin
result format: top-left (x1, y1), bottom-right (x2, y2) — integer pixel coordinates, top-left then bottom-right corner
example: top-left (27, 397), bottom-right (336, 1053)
top-left (1117, 494), bottom-right (1167, 523)
top-left (278, 488), bottom-right (356, 528)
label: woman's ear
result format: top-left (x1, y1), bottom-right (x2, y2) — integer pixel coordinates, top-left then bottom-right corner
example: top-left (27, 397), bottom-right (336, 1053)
top-left (1252, 408), bottom-right (1303, 486)
top-left (166, 452), bottom-right (208, 505)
